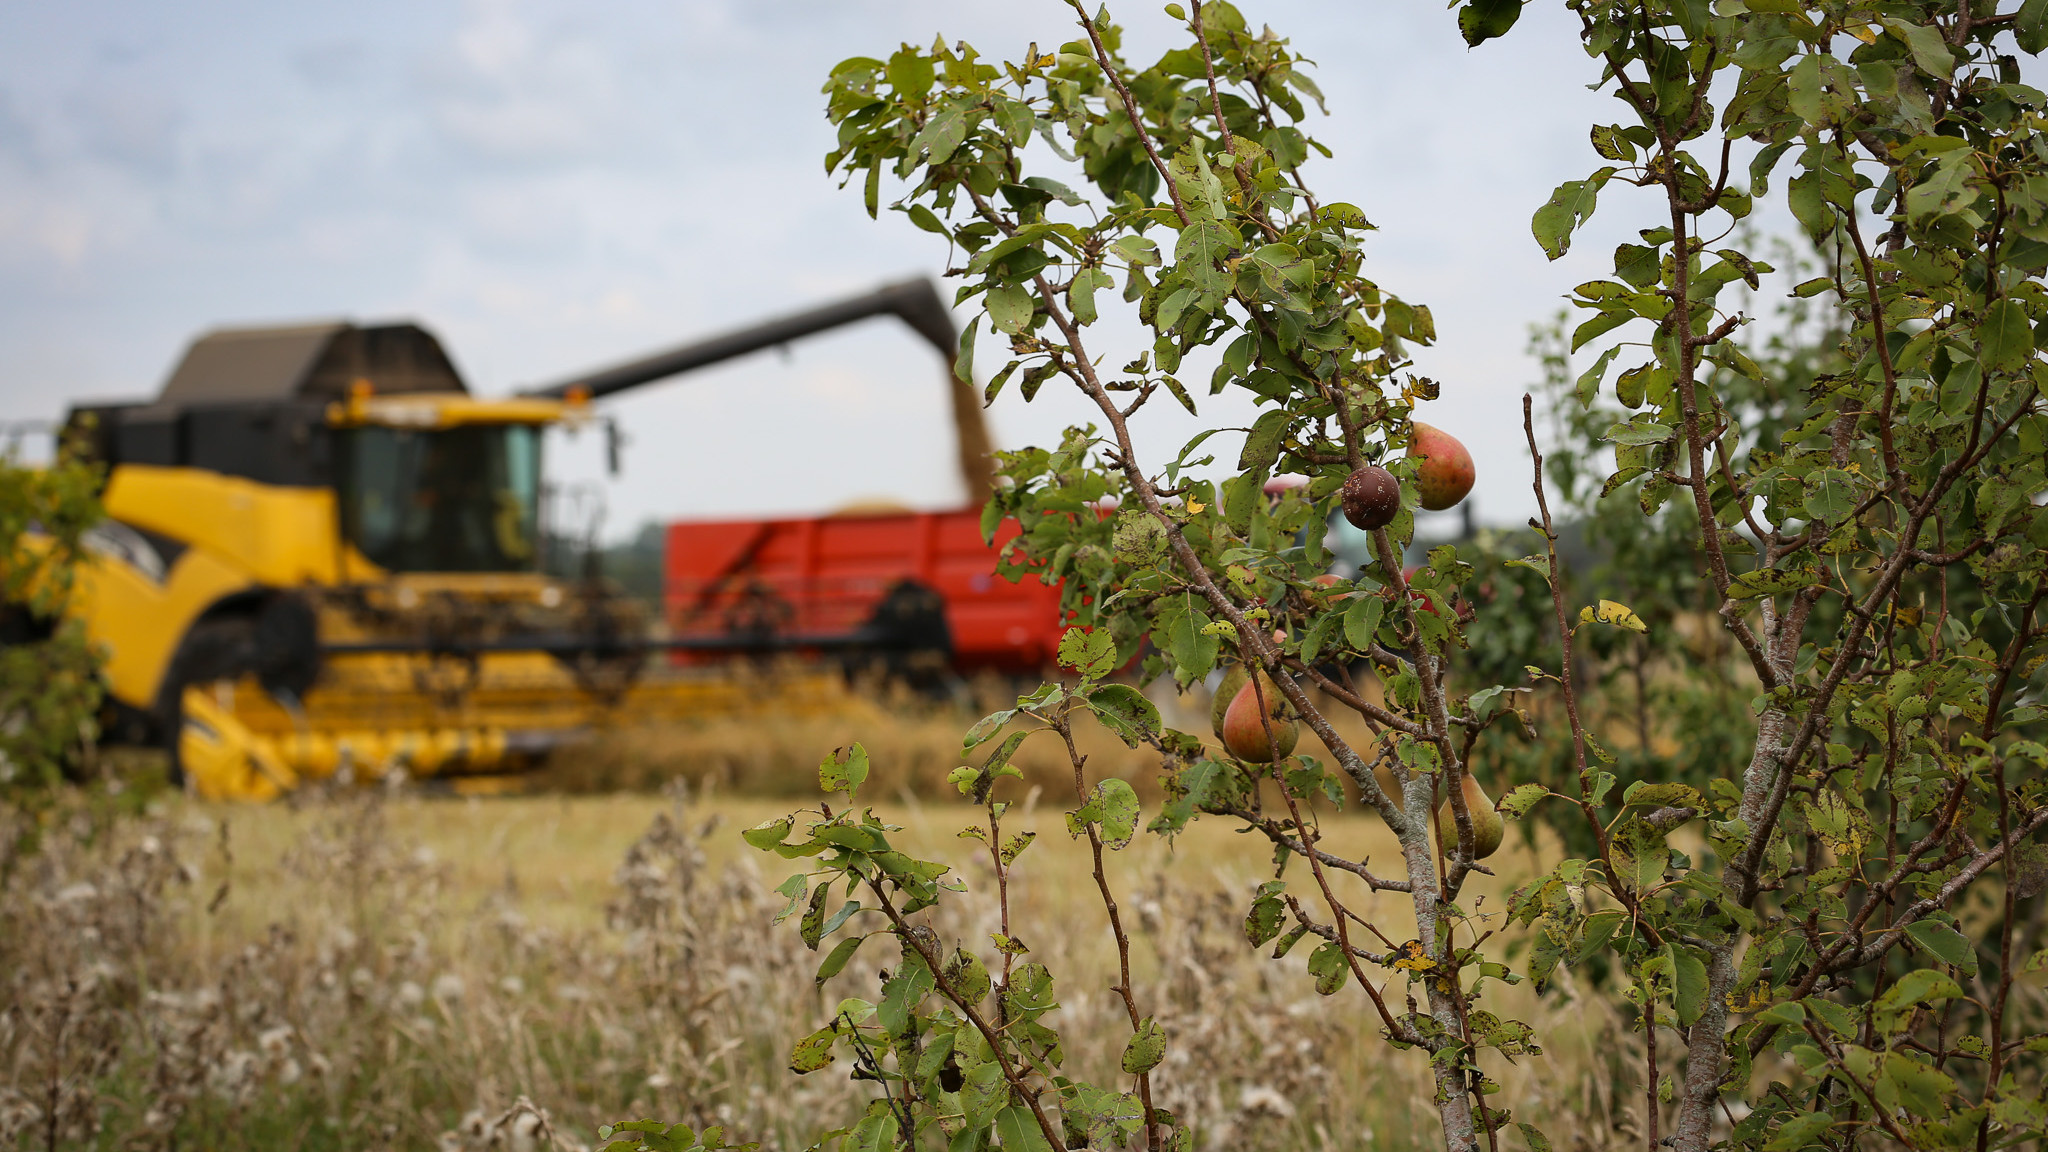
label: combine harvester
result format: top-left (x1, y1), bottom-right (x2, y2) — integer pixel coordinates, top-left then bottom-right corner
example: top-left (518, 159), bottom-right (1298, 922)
top-left (60, 278), bottom-right (1055, 800)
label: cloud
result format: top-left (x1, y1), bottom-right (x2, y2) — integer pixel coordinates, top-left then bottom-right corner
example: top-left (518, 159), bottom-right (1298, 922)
top-left (65, 86), bottom-right (183, 176)
top-left (418, 0), bottom-right (621, 164)
top-left (293, 41), bottom-right (372, 90)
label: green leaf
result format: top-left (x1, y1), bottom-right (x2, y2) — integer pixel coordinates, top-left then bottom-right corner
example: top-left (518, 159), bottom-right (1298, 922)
top-left (1317, 201), bottom-right (1371, 228)
top-left (1905, 919), bottom-right (1978, 974)
top-left (1763, 1112), bottom-right (1834, 1152)
top-left (1572, 309), bottom-right (1633, 351)
top-left (743, 817), bottom-right (793, 851)
top-left (1089, 778), bottom-right (1142, 848)
top-left (1343, 595), bottom-right (1385, 653)
top-left (1069, 266), bottom-right (1114, 326)
top-left (1121, 1016), bottom-right (1167, 1073)
top-left (819, 745), bottom-right (871, 795)
top-left (1602, 419), bottom-right (1674, 446)
top-left (886, 48), bottom-right (934, 98)
top-left (1500, 783), bottom-right (1550, 818)
top-left (1528, 914), bottom-right (1571, 991)
top-left (1613, 242), bottom-right (1660, 288)
top-left (1111, 234), bottom-right (1160, 266)
top-left (799, 883), bottom-right (832, 948)
top-left (1727, 567), bottom-right (1812, 600)
top-left (917, 109), bottom-right (969, 164)
top-left (1755, 1001), bottom-right (1806, 1027)
top-left (993, 1107), bottom-right (1054, 1152)
top-left (1088, 683), bottom-right (1160, 749)
top-left (954, 315), bottom-right (978, 383)
top-left (1881, 17), bottom-right (1956, 78)
top-left (1058, 626), bottom-right (1117, 678)
top-left (1979, 298), bottom-right (2033, 373)
top-left (1307, 939), bottom-right (1349, 994)
top-left (963, 708), bottom-right (1018, 753)
top-left (1802, 467), bottom-right (1861, 523)
top-left (1804, 997), bottom-right (1859, 1039)
top-left (959, 1063), bottom-right (1006, 1128)
top-left (879, 958), bottom-right (936, 1036)
top-left (2020, 0), bottom-right (2048, 53)
top-left (1533, 173), bottom-right (1608, 260)
top-left (1176, 217), bottom-right (1237, 270)
top-left (1238, 409), bottom-right (1291, 472)
top-left (789, 1024), bottom-right (838, 1073)
top-left (1877, 968), bottom-right (1963, 1015)
top-left (1669, 944), bottom-right (1708, 1028)
top-left (1575, 909), bottom-right (1626, 962)
top-left (987, 283), bottom-right (1035, 334)
top-left (816, 935), bottom-right (864, 985)
top-left (1459, 0), bottom-right (1526, 46)
top-left (1245, 885), bottom-right (1286, 946)
top-left (1575, 345), bottom-right (1620, 407)
top-left (942, 946), bottom-right (992, 1004)
top-left (1589, 124), bottom-right (1635, 162)
top-left (1516, 1123), bottom-right (1553, 1152)
top-left (1881, 1052), bottom-right (1956, 1120)
top-left (1164, 596), bottom-right (1219, 684)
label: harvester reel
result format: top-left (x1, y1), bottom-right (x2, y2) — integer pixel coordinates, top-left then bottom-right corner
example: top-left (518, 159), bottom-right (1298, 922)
top-left (560, 588), bottom-right (646, 703)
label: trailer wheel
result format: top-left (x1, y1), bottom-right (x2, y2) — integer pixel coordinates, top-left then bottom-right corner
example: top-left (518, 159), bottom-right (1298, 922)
top-left (851, 578), bottom-right (957, 696)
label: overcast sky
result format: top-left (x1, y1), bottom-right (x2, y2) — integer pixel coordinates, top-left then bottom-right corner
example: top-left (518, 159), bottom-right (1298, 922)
top-left (0, 1), bottom-right (1680, 537)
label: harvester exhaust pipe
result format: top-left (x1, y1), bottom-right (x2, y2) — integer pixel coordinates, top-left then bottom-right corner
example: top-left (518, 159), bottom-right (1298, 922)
top-left (522, 278), bottom-right (994, 503)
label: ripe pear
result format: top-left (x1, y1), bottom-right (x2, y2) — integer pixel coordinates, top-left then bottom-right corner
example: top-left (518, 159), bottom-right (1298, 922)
top-left (1433, 772), bottom-right (1505, 860)
top-left (1221, 671), bottom-right (1299, 763)
top-left (1210, 663), bottom-right (1249, 742)
top-left (1407, 422), bottom-right (1475, 512)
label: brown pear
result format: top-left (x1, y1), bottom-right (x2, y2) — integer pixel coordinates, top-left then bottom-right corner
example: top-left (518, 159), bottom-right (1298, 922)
top-left (1340, 464), bottom-right (1401, 530)
top-left (1433, 772), bottom-right (1505, 860)
top-left (1221, 671), bottom-right (1299, 763)
top-left (1210, 664), bottom-right (1249, 743)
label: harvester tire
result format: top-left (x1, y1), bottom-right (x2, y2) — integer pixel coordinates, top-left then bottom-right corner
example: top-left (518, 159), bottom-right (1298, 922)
top-left (157, 615), bottom-right (260, 788)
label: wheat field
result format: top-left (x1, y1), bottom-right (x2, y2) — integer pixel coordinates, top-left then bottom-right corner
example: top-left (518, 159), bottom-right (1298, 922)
top-left (0, 701), bottom-right (1650, 1152)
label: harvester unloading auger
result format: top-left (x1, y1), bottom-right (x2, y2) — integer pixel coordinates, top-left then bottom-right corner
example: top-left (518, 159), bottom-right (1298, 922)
top-left (62, 278), bottom-right (990, 800)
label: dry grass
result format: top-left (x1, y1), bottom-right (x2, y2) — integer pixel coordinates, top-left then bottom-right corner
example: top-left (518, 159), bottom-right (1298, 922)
top-left (0, 759), bottom-right (1654, 1152)
top-left (0, 678), bottom-right (1666, 1151)
top-left (534, 676), bottom-right (1188, 801)
top-left (537, 677), bottom-right (1408, 808)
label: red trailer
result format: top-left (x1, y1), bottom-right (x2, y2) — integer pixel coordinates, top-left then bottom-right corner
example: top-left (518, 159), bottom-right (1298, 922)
top-left (663, 507), bottom-right (1066, 674)
top-left (609, 275), bottom-right (1066, 674)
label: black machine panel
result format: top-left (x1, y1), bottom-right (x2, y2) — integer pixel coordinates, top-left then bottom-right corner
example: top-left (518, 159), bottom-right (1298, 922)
top-left (61, 320), bottom-right (466, 488)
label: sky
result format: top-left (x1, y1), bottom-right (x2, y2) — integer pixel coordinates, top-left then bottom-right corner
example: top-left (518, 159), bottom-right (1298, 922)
top-left (0, 1), bottom-right (1683, 539)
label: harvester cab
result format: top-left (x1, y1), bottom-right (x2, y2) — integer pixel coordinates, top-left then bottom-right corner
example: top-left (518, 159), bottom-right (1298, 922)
top-left (62, 279), bottom-right (986, 800)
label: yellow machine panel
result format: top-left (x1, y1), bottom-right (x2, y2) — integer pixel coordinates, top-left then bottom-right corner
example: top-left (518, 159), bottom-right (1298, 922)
top-left (102, 464), bottom-right (361, 587)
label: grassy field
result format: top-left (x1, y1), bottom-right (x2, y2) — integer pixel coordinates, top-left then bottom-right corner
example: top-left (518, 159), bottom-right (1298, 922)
top-left (0, 756), bottom-right (1648, 1152)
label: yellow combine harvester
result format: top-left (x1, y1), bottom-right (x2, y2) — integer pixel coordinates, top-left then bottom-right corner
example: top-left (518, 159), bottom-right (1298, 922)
top-left (61, 280), bottom-right (988, 800)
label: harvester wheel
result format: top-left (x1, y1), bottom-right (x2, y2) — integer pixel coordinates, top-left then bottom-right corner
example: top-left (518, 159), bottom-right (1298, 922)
top-left (157, 615), bottom-right (260, 788)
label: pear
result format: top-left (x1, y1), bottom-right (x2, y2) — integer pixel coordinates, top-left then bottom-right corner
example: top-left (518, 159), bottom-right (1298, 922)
top-left (1340, 464), bottom-right (1401, 529)
top-left (1433, 772), bottom-right (1505, 860)
top-left (1407, 423), bottom-right (1476, 512)
top-left (1221, 671), bottom-right (1299, 763)
top-left (1210, 664), bottom-right (1248, 743)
